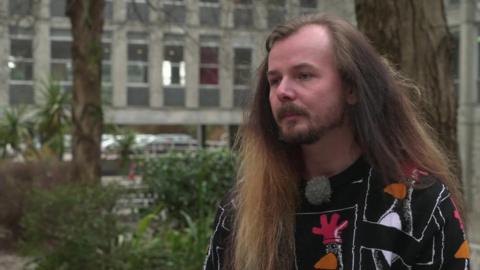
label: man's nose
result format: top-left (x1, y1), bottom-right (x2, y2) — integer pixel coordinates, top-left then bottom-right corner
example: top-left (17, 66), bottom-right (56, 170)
top-left (276, 78), bottom-right (296, 101)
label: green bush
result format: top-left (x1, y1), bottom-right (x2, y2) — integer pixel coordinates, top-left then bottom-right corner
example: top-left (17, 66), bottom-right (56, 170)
top-left (121, 210), bottom-right (214, 270)
top-left (158, 212), bottom-right (214, 270)
top-left (143, 148), bottom-right (236, 226)
top-left (20, 183), bottom-right (130, 270)
top-left (18, 149), bottom-right (238, 269)
top-left (133, 148), bottom-right (236, 269)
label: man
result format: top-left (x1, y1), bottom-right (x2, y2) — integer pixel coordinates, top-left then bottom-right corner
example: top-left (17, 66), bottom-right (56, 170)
top-left (204, 14), bottom-right (470, 270)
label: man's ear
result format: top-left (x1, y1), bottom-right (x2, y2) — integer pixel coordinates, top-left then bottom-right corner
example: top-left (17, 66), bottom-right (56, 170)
top-left (346, 87), bottom-right (358, 105)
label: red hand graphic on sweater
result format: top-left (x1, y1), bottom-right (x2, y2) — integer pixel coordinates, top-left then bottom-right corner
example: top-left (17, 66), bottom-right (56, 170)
top-left (312, 213), bottom-right (349, 244)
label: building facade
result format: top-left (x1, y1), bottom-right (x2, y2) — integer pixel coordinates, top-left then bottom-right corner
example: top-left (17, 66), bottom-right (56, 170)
top-left (0, 0), bottom-right (354, 143)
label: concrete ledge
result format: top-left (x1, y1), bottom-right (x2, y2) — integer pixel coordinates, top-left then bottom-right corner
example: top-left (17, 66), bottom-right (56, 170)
top-left (104, 107), bottom-right (245, 125)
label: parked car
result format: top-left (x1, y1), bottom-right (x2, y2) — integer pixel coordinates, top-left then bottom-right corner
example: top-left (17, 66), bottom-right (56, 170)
top-left (144, 133), bottom-right (198, 153)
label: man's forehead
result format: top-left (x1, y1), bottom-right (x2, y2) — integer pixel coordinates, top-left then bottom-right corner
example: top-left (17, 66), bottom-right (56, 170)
top-left (267, 62), bottom-right (317, 76)
top-left (267, 25), bottom-right (334, 71)
top-left (269, 24), bottom-right (332, 53)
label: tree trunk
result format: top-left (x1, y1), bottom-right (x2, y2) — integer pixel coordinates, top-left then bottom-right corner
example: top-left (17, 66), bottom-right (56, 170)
top-left (355, 0), bottom-right (460, 177)
top-left (66, 0), bottom-right (105, 182)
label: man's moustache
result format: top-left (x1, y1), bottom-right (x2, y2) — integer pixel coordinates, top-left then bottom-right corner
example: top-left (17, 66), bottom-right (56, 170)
top-left (277, 103), bottom-right (308, 120)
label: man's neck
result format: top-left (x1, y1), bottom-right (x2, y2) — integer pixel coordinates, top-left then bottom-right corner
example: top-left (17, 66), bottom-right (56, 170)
top-left (301, 125), bottom-right (362, 179)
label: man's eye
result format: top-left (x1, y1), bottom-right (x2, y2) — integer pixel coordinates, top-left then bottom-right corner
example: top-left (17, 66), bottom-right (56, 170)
top-left (269, 79), bottom-right (280, 86)
top-left (298, 73), bottom-right (312, 80)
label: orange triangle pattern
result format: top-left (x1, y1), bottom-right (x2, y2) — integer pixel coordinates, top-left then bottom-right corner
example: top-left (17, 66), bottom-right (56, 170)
top-left (454, 240), bottom-right (470, 259)
top-left (314, 252), bottom-right (337, 269)
top-left (384, 183), bottom-right (407, 199)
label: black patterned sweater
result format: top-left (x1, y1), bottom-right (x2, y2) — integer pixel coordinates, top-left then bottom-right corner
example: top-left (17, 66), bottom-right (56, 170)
top-left (203, 158), bottom-right (471, 270)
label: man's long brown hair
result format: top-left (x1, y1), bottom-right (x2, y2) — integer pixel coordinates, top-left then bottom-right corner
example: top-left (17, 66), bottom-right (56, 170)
top-left (232, 14), bottom-right (462, 270)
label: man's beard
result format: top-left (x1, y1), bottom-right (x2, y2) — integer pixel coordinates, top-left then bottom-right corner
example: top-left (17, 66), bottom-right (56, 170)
top-left (276, 103), bottom-right (346, 145)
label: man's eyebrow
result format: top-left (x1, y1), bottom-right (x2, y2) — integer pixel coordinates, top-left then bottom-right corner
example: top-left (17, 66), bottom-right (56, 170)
top-left (266, 70), bottom-right (279, 77)
top-left (267, 63), bottom-right (316, 76)
top-left (292, 62), bottom-right (316, 70)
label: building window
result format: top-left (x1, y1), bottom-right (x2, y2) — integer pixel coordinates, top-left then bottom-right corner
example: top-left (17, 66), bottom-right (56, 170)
top-left (477, 30), bottom-right (480, 103)
top-left (102, 31), bottom-right (113, 105)
top-left (128, 43), bottom-right (148, 83)
top-left (233, 48), bottom-right (251, 85)
top-left (199, 36), bottom-right (220, 107)
top-left (448, 0), bottom-right (460, 5)
top-left (50, 0), bottom-right (112, 19)
top-left (200, 47), bottom-right (219, 85)
top-left (199, 0), bottom-right (220, 27)
top-left (127, 32), bottom-right (149, 106)
top-left (51, 41), bottom-right (72, 81)
top-left (104, 0), bottom-right (114, 20)
top-left (163, 34), bottom-right (185, 107)
top-left (163, 46), bottom-right (185, 86)
top-left (299, 0), bottom-right (317, 15)
top-left (269, 0), bottom-right (285, 5)
top-left (267, 0), bottom-right (286, 28)
top-left (9, 28), bottom-right (34, 105)
top-left (233, 48), bottom-right (252, 107)
top-left (10, 39), bottom-right (33, 81)
top-left (50, 0), bottom-right (66, 17)
top-left (9, 0), bottom-right (32, 16)
top-left (234, 0), bottom-right (254, 29)
top-left (300, 0), bottom-right (317, 9)
top-left (50, 29), bottom-right (73, 92)
top-left (163, 0), bottom-right (186, 25)
top-left (450, 31), bottom-right (459, 97)
top-left (102, 44), bottom-right (112, 83)
top-left (127, 0), bottom-right (150, 22)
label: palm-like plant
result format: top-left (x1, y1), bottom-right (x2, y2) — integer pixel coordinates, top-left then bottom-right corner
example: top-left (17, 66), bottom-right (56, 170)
top-left (113, 129), bottom-right (136, 170)
top-left (0, 106), bottom-right (35, 159)
top-left (36, 79), bottom-right (71, 159)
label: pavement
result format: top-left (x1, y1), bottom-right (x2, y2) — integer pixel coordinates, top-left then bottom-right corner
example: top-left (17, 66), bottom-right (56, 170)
top-left (0, 253), bottom-right (27, 270)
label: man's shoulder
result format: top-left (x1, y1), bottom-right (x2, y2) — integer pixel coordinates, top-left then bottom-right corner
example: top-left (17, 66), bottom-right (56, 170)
top-left (377, 165), bottom-right (451, 205)
top-left (410, 171), bottom-right (451, 203)
top-left (212, 189), bottom-right (237, 230)
top-left (217, 189), bottom-right (237, 211)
